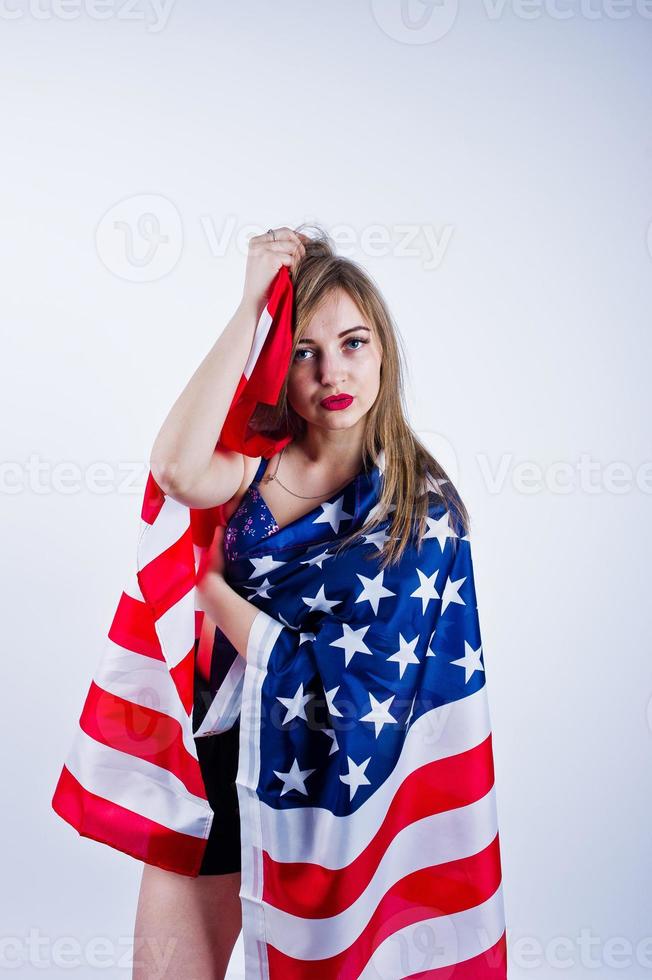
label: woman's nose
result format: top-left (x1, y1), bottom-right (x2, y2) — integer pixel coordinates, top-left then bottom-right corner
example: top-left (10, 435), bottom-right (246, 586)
top-left (318, 354), bottom-right (347, 386)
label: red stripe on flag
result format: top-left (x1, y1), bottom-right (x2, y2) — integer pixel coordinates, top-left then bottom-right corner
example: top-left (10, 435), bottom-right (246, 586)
top-left (266, 837), bottom-right (504, 980)
top-left (405, 929), bottom-right (508, 978)
top-left (51, 765), bottom-right (207, 878)
top-left (170, 646), bottom-right (196, 716)
top-left (263, 735), bottom-right (496, 917)
top-left (141, 470), bottom-right (165, 526)
top-left (108, 591), bottom-right (165, 662)
top-left (137, 524), bottom-right (196, 621)
top-left (79, 681), bottom-right (206, 799)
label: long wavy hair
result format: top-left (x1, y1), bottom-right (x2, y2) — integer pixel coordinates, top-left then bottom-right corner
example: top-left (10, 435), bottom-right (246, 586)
top-left (249, 224), bottom-right (470, 570)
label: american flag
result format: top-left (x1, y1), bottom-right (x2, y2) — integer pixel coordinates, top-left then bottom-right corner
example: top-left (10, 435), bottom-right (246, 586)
top-left (51, 262), bottom-right (508, 977)
top-left (223, 457), bottom-right (507, 978)
top-left (50, 266), bottom-right (295, 876)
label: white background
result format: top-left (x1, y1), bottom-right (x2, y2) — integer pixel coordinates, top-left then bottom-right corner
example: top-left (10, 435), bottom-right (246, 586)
top-left (2, 1), bottom-right (651, 976)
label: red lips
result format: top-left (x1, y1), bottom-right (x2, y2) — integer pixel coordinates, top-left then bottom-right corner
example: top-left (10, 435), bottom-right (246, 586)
top-left (320, 394), bottom-right (353, 409)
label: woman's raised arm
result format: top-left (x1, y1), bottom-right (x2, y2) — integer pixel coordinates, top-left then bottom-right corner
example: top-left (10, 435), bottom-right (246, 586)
top-left (149, 227), bottom-right (306, 501)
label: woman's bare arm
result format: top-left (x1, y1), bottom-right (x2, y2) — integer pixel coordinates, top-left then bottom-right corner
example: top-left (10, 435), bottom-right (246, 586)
top-left (149, 227), bottom-right (306, 500)
top-left (149, 300), bottom-right (259, 499)
top-left (198, 572), bottom-right (260, 661)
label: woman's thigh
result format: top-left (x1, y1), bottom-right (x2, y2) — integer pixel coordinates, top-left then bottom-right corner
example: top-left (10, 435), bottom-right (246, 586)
top-left (132, 863), bottom-right (241, 980)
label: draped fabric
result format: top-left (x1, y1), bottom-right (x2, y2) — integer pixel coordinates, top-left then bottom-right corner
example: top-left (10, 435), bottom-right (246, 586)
top-left (51, 262), bottom-right (508, 977)
top-left (50, 267), bottom-right (295, 877)
top-left (218, 451), bottom-right (507, 977)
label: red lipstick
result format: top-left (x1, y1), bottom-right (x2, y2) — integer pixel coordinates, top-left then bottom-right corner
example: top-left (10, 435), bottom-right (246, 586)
top-left (320, 394), bottom-right (353, 411)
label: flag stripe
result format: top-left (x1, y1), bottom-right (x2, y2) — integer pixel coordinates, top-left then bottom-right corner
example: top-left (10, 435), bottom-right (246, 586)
top-left (154, 587), bottom-right (196, 670)
top-left (194, 652), bottom-right (245, 737)
top-left (404, 929), bottom-right (507, 978)
top-left (138, 493), bottom-right (190, 566)
top-left (51, 765), bottom-right (208, 876)
top-left (266, 883), bottom-right (506, 978)
top-left (93, 638), bottom-right (197, 756)
top-left (78, 680), bottom-right (205, 797)
top-left (108, 591), bottom-right (164, 661)
top-left (262, 781), bottom-right (498, 919)
top-left (170, 646), bottom-right (196, 716)
top-left (65, 727), bottom-right (212, 837)
top-left (138, 529), bottom-right (195, 623)
top-left (263, 828), bottom-right (501, 958)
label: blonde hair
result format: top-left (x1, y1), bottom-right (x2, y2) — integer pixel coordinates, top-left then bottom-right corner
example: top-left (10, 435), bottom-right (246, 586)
top-left (249, 223), bottom-right (470, 570)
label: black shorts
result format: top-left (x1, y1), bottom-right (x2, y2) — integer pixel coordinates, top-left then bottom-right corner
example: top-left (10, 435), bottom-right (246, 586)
top-left (194, 718), bottom-right (241, 875)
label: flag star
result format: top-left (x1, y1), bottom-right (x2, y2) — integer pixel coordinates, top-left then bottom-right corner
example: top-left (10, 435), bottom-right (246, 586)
top-left (366, 499), bottom-right (396, 523)
top-left (404, 690), bottom-right (417, 728)
top-left (273, 758), bottom-right (317, 797)
top-left (340, 755), bottom-right (372, 801)
top-left (301, 548), bottom-right (335, 569)
top-left (302, 584), bottom-right (342, 615)
top-left (441, 574), bottom-right (467, 614)
top-left (362, 527), bottom-right (393, 552)
top-left (422, 511), bottom-right (458, 552)
top-left (410, 567), bottom-right (440, 614)
top-left (360, 693), bottom-right (398, 738)
top-left (325, 686), bottom-right (343, 718)
top-left (313, 495), bottom-right (354, 533)
top-left (322, 728), bottom-right (339, 755)
top-left (243, 577), bottom-right (274, 600)
top-left (387, 632), bottom-right (420, 679)
top-left (299, 630), bottom-right (316, 646)
top-left (276, 682), bottom-right (314, 725)
top-left (424, 472), bottom-right (449, 494)
top-left (247, 554), bottom-right (286, 578)
top-left (355, 570), bottom-right (395, 615)
top-left (425, 625), bottom-right (439, 657)
top-left (451, 641), bottom-right (485, 683)
top-left (329, 623), bottom-right (373, 667)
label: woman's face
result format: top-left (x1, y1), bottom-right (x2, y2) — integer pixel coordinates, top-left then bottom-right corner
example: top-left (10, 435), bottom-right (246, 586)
top-left (286, 288), bottom-right (383, 433)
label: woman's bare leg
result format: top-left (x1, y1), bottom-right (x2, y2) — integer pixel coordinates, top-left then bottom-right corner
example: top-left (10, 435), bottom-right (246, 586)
top-left (132, 864), bottom-right (242, 980)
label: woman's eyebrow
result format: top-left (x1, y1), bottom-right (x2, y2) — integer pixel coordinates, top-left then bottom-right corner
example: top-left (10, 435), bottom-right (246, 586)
top-left (298, 325), bottom-right (370, 344)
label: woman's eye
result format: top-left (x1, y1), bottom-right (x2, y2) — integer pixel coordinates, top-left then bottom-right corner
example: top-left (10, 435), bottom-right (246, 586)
top-left (294, 337), bottom-right (368, 361)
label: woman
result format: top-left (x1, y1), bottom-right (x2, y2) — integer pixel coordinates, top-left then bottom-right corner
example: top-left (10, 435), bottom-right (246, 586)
top-left (132, 226), bottom-right (505, 978)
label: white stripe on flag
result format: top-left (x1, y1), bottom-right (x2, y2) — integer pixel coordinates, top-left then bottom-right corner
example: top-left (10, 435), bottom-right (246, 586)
top-left (264, 791), bottom-right (499, 959)
top-left (242, 305), bottom-right (274, 380)
top-left (122, 570), bottom-right (144, 602)
top-left (138, 494), bottom-right (189, 569)
top-left (93, 638), bottom-right (199, 758)
top-left (155, 585), bottom-right (196, 670)
top-left (358, 884), bottom-right (506, 979)
top-left (65, 729), bottom-right (212, 838)
top-left (236, 609), bottom-right (283, 979)
top-left (193, 654), bottom-right (245, 737)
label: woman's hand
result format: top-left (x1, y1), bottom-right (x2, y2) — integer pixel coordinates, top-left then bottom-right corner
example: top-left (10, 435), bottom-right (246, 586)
top-left (240, 226), bottom-right (308, 320)
top-left (197, 524), bottom-right (227, 591)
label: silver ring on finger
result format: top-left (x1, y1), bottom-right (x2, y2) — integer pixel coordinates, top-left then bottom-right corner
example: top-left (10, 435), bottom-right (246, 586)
top-left (267, 228), bottom-right (276, 241)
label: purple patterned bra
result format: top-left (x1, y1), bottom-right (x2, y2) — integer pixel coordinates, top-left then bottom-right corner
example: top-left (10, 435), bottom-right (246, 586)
top-left (223, 456), bottom-right (279, 563)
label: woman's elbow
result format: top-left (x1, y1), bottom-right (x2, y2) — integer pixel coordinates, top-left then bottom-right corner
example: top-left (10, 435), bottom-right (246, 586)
top-left (149, 457), bottom-right (186, 496)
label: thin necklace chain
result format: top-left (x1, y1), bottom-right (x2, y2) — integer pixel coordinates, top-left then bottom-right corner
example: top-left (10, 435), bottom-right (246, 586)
top-left (264, 444), bottom-right (359, 499)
